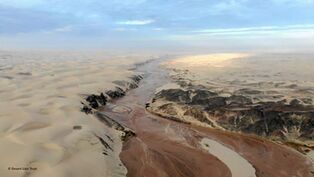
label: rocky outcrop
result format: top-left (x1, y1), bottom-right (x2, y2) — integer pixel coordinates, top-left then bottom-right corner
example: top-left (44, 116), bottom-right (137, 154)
top-left (190, 90), bottom-right (218, 105)
top-left (226, 95), bottom-right (253, 106)
top-left (112, 75), bottom-right (143, 90)
top-left (183, 107), bottom-right (214, 126)
top-left (96, 112), bottom-right (136, 142)
top-left (81, 93), bottom-right (108, 113)
top-left (155, 89), bottom-right (191, 103)
top-left (106, 87), bottom-right (126, 99)
top-left (81, 74), bottom-right (143, 114)
top-left (80, 74), bottom-right (143, 142)
top-left (150, 87), bottom-right (314, 145)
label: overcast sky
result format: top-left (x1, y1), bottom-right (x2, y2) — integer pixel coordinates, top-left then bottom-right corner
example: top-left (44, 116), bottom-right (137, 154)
top-left (1, 0), bottom-right (314, 52)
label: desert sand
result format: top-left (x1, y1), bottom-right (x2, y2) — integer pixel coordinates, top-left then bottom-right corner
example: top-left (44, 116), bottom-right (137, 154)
top-left (164, 53), bottom-right (314, 103)
top-left (1, 51), bottom-right (313, 177)
top-left (0, 51), bottom-right (150, 177)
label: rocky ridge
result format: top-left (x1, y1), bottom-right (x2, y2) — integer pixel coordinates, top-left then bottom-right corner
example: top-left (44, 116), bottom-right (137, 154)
top-left (147, 87), bottom-right (314, 153)
top-left (80, 74), bottom-right (143, 145)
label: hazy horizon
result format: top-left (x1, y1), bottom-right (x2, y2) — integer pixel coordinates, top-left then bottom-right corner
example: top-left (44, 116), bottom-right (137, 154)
top-left (1, 0), bottom-right (314, 52)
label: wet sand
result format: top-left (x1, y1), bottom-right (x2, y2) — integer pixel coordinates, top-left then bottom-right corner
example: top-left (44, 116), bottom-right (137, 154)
top-left (102, 58), bottom-right (313, 177)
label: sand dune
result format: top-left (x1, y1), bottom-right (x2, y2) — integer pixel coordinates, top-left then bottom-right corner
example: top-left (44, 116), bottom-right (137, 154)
top-left (0, 51), bottom-right (149, 177)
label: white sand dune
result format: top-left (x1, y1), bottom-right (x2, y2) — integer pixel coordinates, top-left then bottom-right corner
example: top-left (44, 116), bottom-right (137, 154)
top-left (0, 51), bottom-right (150, 177)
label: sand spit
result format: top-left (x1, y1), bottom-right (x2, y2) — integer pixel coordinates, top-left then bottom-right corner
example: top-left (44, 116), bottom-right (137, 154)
top-left (201, 138), bottom-right (256, 177)
top-left (0, 51), bottom-right (151, 177)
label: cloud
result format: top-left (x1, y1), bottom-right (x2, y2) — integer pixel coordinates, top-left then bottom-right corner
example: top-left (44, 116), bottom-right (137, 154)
top-left (191, 24), bottom-right (314, 35)
top-left (152, 28), bottom-right (164, 31)
top-left (54, 25), bottom-right (73, 32)
top-left (210, 0), bottom-right (248, 15)
top-left (113, 27), bottom-right (137, 31)
top-left (43, 25), bottom-right (73, 34)
top-left (117, 19), bottom-right (154, 25)
top-left (170, 24), bottom-right (314, 40)
top-left (272, 0), bottom-right (314, 4)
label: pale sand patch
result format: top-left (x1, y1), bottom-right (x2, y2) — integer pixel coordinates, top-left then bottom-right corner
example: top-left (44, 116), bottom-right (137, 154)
top-left (0, 51), bottom-right (151, 177)
top-left (164, 53), bottom-right (314, 105)
top-left (166, 53), bottom-right (250, 68)
top-left (201, 138), bottom-right (256, 177)
top-left (154, 83), bottom-right (181, 93)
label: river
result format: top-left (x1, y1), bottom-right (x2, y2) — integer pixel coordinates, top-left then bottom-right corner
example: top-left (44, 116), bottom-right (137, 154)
top-left (100, 58), bottom-right (313, 177)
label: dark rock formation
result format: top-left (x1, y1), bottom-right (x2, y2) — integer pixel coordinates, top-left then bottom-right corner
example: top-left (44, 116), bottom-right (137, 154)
top-left (81, 105), bottom-right (92, 114)
top-left (130, 75), bottom-right (143, 83)
top-left (184, 107), bottom-right (213, 126)
top-left (80, 76), bottom-right (143, 142)
top-left (206, 97), bottom-right (227, 110)
top-left (301, 98), bottom-right (313, 105)
top-left (113, 75), bottom-right (143, 90)
top-left (73, 125), bottom-right (82, 130)
top-left (87, 93), bottom-right (108, 108)
top-left (95, 112), bottom-right (136, 142)
top-left (121, 130), bottom-right (136, 141)
top-left (226, 95), bottom-right (253, 106)
top-left (17, 72), bottom-right (32, 76)
top-left (94, 134), bottom-right (113, 156)
top-left (106, 87), bottom-right (126, 99)
top-left (81, 93), bottom-right (107, 114)
top-left (158, 103), bottom-right (178, 115)
top-left (235, 88), bottom-right (263, 95)
top-left (290, 99), bottom-right (302, 106)
top-left (152, 88), bottom-right (314, 142)
top-left (210, 101), bottom-right (314, 141)
top-left (190, 90), bottom-right (218, 105)
top-left (155, 89), bottom-right (191, 103)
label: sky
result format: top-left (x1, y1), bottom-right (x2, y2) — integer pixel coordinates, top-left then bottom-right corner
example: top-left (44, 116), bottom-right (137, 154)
top-left (1, 0), bottom-right (314, 52)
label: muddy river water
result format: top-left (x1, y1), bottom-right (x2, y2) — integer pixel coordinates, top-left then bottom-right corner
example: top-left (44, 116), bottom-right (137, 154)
top-left (101, 58), bottom-right (313, 177)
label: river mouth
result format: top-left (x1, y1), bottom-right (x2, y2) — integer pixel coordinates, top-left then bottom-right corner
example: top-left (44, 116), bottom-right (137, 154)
top-left (100, 58), bottom-right (313, 177)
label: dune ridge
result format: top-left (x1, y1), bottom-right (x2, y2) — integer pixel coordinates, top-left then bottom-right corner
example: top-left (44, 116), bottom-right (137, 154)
top-left (0, 51), bottom-right (150, 177)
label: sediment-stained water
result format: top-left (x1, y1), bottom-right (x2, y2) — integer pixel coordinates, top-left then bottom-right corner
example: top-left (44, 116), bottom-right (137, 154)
top-left (201, 138), bottom-right (256, 177)
top-left (101, 58), bottom-right (313, 177)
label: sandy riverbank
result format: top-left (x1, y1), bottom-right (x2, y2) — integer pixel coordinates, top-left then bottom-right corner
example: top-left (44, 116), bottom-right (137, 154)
top-left (0, 51), bottom-right (151, 177)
